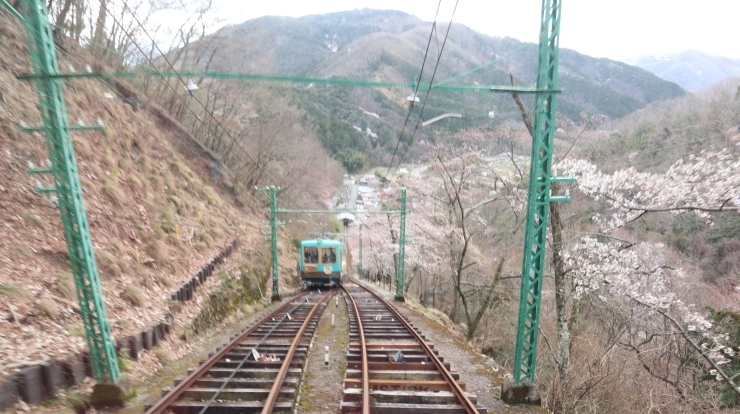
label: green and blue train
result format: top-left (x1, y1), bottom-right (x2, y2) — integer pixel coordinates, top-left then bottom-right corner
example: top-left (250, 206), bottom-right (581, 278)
top-left (298, 239), bottom-right (347, 287)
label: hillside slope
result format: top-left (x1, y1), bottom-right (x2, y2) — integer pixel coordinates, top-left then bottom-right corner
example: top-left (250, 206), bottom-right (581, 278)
top-left (229, 9), bottom-right (685, 121)
top-left (208, 9), bottom-right (686, 170)
top-left (0, 11), bottom-right (273, 380)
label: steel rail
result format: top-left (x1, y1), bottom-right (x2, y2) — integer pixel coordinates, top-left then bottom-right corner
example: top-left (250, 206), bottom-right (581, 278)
top-left (349, 277), bottom-right (479, 414)
top-left (144, 290), bottom-right (313, 414)
top-left (342, 286), bottom-right (370, 414)
top-left (261, 289), bottom-right (332, 414)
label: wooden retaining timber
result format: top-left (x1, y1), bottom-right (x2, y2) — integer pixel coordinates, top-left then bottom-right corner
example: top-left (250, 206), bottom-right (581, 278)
top-left (0, 239), bottom-right (238, 411)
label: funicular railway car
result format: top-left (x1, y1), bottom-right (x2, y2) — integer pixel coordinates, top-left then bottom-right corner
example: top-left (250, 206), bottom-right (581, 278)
top-left (298, 239), bottom-right (346, 287)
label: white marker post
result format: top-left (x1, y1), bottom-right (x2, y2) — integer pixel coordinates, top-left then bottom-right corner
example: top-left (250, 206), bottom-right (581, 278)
top-left (324, 346), bottom-right (330, 366)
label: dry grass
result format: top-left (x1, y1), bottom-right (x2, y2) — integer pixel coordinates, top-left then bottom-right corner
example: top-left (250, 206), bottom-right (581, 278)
top-left (121, 284), bottom-right (145, 306)
top-left (11, 245), bottom-right (33, 257)
top-left (102, 181), bottom-right (126, 207)
top-left (97, 250), bottom-right (127, 279)
top-left (23, 213), bottom-right (46, 229)
top-left (127, 175), bottom-right (147, 193)
top-left (158, 274), bottom-right (174, 288)
top-left (37, 298), bottom-right (60, 318)
top-left (167, 233), bottom-right (185, 253)
top-left (64, 389), bottom-right (91, 413)
top-left (118, 348), bottom-right (134, 372)
top-left (0, 283), bottom-right (28, 300)
top-left (118, 156), bottom-right (135, 173)
top-left (167, 299), bottom-right (182, 314)
top-left (109, 239), bottom-right (125, 255)
top-left (65, 323), bottom-right (85, 338)
top-left (147, 240), bottom-right (169, 261)
top-left (198, 231), bottom-right (213, 248)
top-left (101, 154), bottom-right (115, 170)
top-left (194, 241), bottom-right (209, 252)
top-left (154, 348), bottom-right (172, 366)
top-left (56, 273), bottom-right (77, 301)
top-left (150, 174), bottom-right (164, 192)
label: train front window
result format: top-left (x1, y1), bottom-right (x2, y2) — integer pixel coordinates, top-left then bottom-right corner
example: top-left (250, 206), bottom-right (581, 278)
top-left (321, 247), bottom-right (337, 264)
top-left (304, 247), bottom-right (318, 263)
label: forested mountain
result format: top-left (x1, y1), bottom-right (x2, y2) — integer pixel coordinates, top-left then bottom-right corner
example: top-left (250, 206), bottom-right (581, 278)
top-left (628, 50), bottom-right (740, 91)
top-left (206, 9), bottom-right (685, 171)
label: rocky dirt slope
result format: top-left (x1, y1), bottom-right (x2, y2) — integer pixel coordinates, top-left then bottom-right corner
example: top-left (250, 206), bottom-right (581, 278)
top-left (0, 10), bottom-right (269, 382)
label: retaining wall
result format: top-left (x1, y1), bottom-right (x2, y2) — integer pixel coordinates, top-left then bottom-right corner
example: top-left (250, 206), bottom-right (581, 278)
top-left (0, 238), bottom-right (237, 411)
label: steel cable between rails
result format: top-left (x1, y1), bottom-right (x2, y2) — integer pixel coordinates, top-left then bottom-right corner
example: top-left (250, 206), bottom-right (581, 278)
top-left (198, 290), bottom-right (330, 414)
top-left (261, 289), bottom-right (333, 414)
top-left (144, 289), bottom-right (318, 414)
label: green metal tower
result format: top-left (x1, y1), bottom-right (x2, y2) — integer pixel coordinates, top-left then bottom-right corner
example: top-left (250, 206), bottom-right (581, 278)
top-left (512, 0), bottom-right (567, 386)
top-left (358, 224), bottom-right (363, 278)
top-left (395, 188), bottom-right (407, 301)
top-left (257, 186), bottom-right (281, 301)
top-left (19, 0), bottom-right (119, 383)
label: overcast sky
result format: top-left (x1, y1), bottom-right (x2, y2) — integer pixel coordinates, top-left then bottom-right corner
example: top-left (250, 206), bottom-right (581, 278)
top-left (211, 0), bottom-right (740, 61)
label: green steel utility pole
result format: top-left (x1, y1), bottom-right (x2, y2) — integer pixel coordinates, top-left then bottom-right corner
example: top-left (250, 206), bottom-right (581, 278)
top-left (257, 186), bottom-right (281, 302)
top-left (395, 188), bottom-right (407, 301)
top-left (512, 0), bottom-right (572, 386)
top-left (358, 224), bottom-right (363, 279)
top-left (19, 0), bottom-right (119, 383)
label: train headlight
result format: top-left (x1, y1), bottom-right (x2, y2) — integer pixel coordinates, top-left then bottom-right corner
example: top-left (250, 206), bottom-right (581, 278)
top-left (323, 265), bottom-right (333, 275)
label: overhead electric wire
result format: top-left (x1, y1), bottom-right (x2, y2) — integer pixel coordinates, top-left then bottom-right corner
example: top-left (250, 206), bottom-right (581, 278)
top-left (392, 0), bottom-right (459, 175)
top-left (105, 1), bottom-right (304, 210)
top-left (385, 0), bottom-right (442, 178)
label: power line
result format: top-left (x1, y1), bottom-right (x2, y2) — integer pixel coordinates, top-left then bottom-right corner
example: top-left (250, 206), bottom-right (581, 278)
top-left (392, 0), bottom-right (460, 175)
top-left (385, 0), bottom-right (442, 178)
top-left (106, 1), bottom-right (304, 210)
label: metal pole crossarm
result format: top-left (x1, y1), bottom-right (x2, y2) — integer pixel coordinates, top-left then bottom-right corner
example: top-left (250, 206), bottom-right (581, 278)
top-left (19, 0), bottom-right (119, 383)
top-left (490, 86), bottom-right (561, 94)
top-left (16, 70), bottom-right (560, 94)
top-left (275, 209), bottom-right (403, 215)
top-left (28, 168), bottom-right (56, 175)
top-left (549, 195), bottom-right (571, 203)
top-left (20, 124), bottom-right (104, 132)
top-left (512, 0), bottom-right (562, 386)
top-left (549, 176), bottom-right (576, 184)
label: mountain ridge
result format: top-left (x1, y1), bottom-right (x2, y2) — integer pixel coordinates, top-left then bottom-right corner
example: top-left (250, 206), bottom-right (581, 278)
top-left (628, 49), bottom-right (740, 91)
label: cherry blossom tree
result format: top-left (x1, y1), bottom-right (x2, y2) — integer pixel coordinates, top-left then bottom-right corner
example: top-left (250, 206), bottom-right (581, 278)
top-left (546, 151), bottom-right (740, 407)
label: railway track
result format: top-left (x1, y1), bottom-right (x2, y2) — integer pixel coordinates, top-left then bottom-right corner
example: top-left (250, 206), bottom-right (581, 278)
top-left (341, 279), bottom-right (487, 414)
top-left (145, 279), bottom-right (485, 413)
top-left (145, 289), bottom-right (332, 414)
